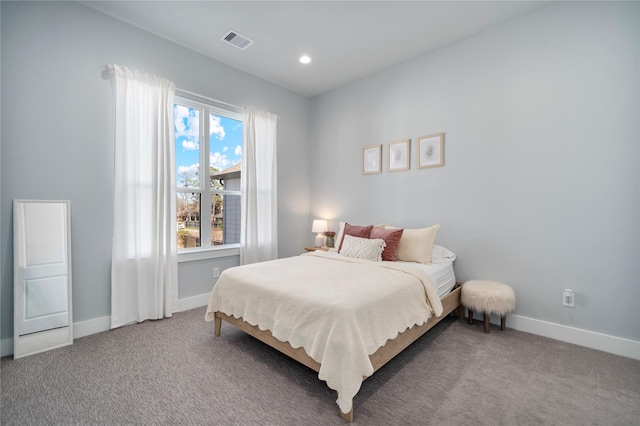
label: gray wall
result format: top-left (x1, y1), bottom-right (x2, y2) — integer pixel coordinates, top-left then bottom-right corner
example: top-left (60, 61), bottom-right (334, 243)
top-left (309, 1), bottom-right (639, 341)
top-left (0, 1), bottom-right (310, 340)
top-left (2, 1), bottom-right (638, 348)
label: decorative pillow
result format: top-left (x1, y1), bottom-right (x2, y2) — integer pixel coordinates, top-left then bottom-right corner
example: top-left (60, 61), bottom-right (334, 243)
top-left (338, 223), bottom-right (374, 251)
top-left (370, 226), bottom-right (404, 261)
top-left (386, 224), bottom-right (440, 264)
top-left (332, 221), bottom-right (346, 252)
top-left (340, 234), bottom-right (386, 262)
top-left (431, 245), bottom-right (457, 264)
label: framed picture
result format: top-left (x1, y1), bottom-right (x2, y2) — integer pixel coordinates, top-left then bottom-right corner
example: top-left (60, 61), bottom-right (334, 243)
top-left (362, 144), bottom-right (382, 174)
top-left (417, 133), bottom-right (444, 168)
top-left (388, 140), bottom-right (410, 171)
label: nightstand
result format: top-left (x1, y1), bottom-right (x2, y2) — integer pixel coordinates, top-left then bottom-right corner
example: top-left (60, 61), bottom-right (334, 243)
top-left (304, 246), bottom-right (329, 252)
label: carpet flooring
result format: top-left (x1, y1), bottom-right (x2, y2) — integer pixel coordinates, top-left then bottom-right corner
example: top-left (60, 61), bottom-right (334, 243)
top-left (2, 307), bottom-right (639, 425)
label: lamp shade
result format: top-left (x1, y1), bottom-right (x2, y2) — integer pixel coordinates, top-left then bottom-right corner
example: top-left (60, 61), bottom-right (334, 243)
top-left (311, 219), bottom-right (328, 233)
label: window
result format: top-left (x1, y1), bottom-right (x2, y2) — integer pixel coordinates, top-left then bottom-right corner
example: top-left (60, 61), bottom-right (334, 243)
top-left (174, 96), bottom-right (242, 251)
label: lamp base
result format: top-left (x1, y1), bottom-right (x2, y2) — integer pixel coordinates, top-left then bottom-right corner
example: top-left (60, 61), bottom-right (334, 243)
top-left (315, 234), bottom-right (325, 247)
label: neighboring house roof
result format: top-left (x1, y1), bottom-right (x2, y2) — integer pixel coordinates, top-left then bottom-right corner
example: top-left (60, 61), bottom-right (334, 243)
top-left (212, 162), bottom-right (241, 180)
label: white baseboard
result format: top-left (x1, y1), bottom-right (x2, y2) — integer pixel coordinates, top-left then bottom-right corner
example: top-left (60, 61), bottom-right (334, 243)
top-left (178, 293), bottom-right (210, 312)
top-left (507, 314), bottom-right (640, 360)
top-left (0, 315), bottom-right (113, 358)
top-left (1, 293), bottom-right (212, 358)
top-left (4, 299), bottom-right (638, 360)
top-left (74, 315), bottom-right (112, 339)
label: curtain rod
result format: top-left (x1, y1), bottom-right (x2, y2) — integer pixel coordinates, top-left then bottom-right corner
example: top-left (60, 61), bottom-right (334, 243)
top-left (175, 88), bottom-right (243, 112)
top-left (104, 64), bottom-right (243, 111)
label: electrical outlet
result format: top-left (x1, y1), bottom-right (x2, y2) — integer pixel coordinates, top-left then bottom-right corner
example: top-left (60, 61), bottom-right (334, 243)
top-left (213, 267), bottom-right (220, 278)
top-left (562, 289), bottom-right (575, 308)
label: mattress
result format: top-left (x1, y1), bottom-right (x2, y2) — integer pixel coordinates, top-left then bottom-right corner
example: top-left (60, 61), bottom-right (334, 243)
top-left (324, 249), bottom-right (457, 298)
top-left (395, 260), bottom-right (456, 298)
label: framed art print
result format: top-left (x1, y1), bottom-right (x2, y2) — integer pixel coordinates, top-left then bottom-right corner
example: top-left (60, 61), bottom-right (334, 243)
top-left (417, 133), bottom-right (444, 168)
top-left (388, 140), bottom-right (410, 172)
top-left (362, 144), bottom-right (382, 174)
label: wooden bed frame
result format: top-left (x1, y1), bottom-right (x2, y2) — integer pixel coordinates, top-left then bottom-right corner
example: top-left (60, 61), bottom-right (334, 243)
top-left (214, 283), bottom-right (463, 422)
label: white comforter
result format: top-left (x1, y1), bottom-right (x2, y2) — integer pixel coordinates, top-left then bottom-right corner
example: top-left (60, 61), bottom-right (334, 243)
top-left (204, 251), bottom-right (443, 414)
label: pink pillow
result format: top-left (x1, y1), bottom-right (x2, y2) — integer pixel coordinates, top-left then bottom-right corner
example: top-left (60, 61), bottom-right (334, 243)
top-left (370, 226), bottom-right (404, 261)
top-left (338, 223), bottom-right (373, 251)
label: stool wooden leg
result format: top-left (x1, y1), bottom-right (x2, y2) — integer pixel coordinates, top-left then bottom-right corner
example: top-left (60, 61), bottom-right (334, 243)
top-left (501, 315), bottom-right (506, 331)
top-left (483, 313), bottom-right (489, 333)
top-left (468, 309), bottom-right (474, 325)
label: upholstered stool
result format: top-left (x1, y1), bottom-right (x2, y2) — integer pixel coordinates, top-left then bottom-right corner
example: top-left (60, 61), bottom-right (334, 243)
top-left (461, 280), bottom-right (515, 333)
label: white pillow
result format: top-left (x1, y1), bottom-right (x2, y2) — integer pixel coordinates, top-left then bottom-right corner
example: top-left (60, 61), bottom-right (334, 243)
top-left (431, 245), bottom-right (456, 264)
top-left (385, 224), bottom-right (440, 264)
top-left (332, 221), bottom-right (385, 253)
top-left (339, 234), bottom-right (386, 262)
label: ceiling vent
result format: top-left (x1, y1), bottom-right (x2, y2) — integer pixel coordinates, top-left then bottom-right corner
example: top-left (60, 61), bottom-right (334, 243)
top-left (221, 30), bottom-right (254, 50)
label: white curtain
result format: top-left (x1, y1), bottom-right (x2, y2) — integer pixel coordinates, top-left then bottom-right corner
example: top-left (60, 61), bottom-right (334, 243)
top-left (241, 108), bottom-right (279, 264)
top-left (109, 64), bottom-right (178, 329)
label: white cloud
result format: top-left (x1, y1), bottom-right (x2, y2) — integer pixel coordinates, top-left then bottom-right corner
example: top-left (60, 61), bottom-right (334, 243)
top-left (174, 105), bottom-right (199, 140)
top-left (210, 152), bottom-right (230, 170)
top-left (177, 163), bottom-right (199, 180)
top-left (182, 140), bottom-right (199, 151)
top-left (222, 146), bottom-right (229, 152)
top-left (234, 145), bottom-right (242, 156)
top-left (210, 115), bottom-right (226, 140)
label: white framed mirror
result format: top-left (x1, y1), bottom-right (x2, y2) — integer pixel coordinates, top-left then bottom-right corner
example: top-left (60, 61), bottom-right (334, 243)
top-left (13, 200), bottom-right (73, 359)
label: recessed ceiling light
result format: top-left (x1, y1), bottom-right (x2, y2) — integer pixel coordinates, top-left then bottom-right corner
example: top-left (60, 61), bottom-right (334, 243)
top-left (299, 55), bottom-right (312, 64)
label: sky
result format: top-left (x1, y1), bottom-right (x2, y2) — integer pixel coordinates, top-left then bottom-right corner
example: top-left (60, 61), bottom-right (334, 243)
top-left (174, 104), bottom-right (242, 188)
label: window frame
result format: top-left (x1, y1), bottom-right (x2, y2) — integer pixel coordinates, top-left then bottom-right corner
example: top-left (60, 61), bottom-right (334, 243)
top-left (174, 95), bottom-right (243, 260)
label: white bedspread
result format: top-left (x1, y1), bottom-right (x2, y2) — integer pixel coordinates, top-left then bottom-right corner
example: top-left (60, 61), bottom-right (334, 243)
top-left (204, 251), bottom-right (443, 414)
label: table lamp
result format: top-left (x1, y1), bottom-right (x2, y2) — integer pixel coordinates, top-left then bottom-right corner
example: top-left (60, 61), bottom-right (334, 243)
top-left (312, 219), bottom-right (328, 247)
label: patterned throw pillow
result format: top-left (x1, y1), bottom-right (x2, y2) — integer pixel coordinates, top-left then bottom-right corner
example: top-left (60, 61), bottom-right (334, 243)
top-left (370, 226), bottom-right (404, 261)
top-left (337, 223), bottom-right (374, 251)
top-left (339, 234), bottom-right (386, 262)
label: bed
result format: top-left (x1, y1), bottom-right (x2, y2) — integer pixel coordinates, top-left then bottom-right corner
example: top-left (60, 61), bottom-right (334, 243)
top-left (205, 235), bottom-right (461, 422)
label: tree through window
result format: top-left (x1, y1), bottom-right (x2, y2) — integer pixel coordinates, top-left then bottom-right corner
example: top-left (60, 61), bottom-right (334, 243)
top-left (174, 97), bottom-right (242, 251)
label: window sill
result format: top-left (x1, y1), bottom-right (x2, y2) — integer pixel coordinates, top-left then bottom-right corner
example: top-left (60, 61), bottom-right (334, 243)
top-left (178, 244), bottom-right (241, 263)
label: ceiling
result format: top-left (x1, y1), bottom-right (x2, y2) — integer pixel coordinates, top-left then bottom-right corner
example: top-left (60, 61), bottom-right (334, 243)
top-left (82, 1), bottom-right (552, 98)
